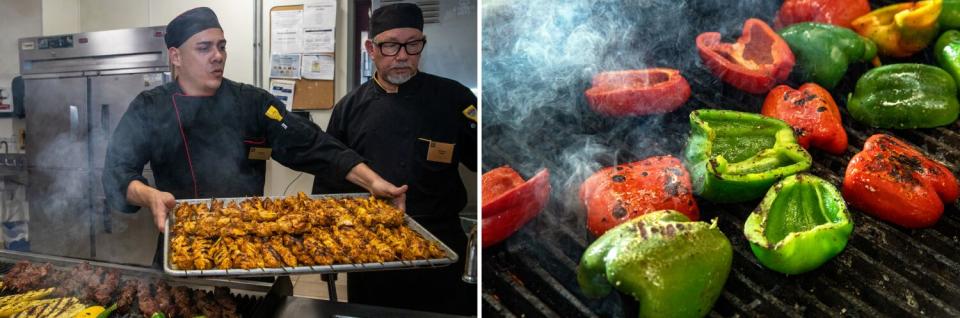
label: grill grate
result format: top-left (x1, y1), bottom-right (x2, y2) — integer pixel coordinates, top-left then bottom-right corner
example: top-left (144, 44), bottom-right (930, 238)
top-left (0, 259), bottom-right (270, 317)
top-left (481, 1), bottom-right (960, 316)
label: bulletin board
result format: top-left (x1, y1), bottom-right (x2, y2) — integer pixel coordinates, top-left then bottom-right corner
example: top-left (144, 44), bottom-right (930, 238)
top-left (270, 4), bottom-right (335, 110)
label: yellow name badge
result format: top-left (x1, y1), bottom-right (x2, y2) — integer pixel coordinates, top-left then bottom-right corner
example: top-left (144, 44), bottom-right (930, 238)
top-left (248, 147), bottom-right (272, 160)
top-left (265, 105), bottom-right (284, 122)
top-left (420, 138), bottom-right (455, 164)
top-left (462, 105), bottom-right (477, 123)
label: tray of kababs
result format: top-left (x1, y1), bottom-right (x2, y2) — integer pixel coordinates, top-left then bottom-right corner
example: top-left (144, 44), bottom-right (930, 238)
top-left (165, 192), bottom-right (458, 277)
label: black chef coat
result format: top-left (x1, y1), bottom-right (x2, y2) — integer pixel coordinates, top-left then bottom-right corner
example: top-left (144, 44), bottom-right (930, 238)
top-left (103, 78), bottom-right (364, 213)
top-left (311, 71), bottom-right (477, 219)
top-left (311, 72), bottom-right (477, 315)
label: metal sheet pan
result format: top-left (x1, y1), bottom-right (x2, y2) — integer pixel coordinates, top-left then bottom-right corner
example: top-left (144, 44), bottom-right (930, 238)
top-left (164, 193), bottom-right (458, 277)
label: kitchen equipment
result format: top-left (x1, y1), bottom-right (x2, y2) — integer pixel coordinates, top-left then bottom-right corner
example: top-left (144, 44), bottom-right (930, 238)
top-left (18, 26), bottom-right (168, 266)
top-left (163, 193), bottom-right (459, 277)
top-left (481, 0), bottom-right (960, 316)
top-left (462, 224), bottom-right (476, 284)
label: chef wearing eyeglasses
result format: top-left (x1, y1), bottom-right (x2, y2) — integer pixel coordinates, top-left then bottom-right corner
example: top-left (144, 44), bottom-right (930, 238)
top-left (311, 3), bottom-right (477, 315)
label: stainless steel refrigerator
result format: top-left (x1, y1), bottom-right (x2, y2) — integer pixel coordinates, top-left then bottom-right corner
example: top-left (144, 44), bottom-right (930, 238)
top-left (18, 26), bottom-right (168, 266)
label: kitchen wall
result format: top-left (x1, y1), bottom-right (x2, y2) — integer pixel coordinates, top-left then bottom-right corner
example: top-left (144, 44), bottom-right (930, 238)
top-left (0, 0), bottom-right (41, 152)
top-left (30, 0), bottom-right (476, 215)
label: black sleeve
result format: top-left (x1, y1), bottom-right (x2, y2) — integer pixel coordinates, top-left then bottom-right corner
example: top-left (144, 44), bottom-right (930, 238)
top-left (324, 97), bottom-right (349, 142)
top-left (457, 86), bottom-right (477, 172)
top-left (311, 97), bottom-right (358, 194)
top-left (102, 94), bottom-right (151, 213)
top-left (260, 96), bottom-right (365, 182)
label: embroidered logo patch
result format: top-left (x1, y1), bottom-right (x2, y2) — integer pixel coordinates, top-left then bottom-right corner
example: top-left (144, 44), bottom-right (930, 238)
top-left (265, 105), bottom-right (284, 122)
top-left (462, 105), bottom-right (477, 123)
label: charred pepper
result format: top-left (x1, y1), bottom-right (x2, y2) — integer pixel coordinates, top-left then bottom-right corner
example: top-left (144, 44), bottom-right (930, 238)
top-left (762, 83), bottom-right (848, 155)
top-left (696, 18), bottom-right (795, 94)
top-left (684, 109), bottom-right (813, 203)
top-left (847, 63), bottom-right (959, 129)
top-left (744, 174), bottom-right (852, 275)
top-left (778, 23), bottom-right (877, 89)
top-left (843, 134), bottom-right (960, 228)
top-left (578, 210), bottom-right (732, 318)
top-left (482, 167), bottom-right (551, 248)
top-left (851, 0), bottom-right (942, 58)
top-left (585, 69), bottom-right (691, 116)
top-left (580, 156), bottom-right (699, 237)
top-left (774, 0), bottom-right (871, 29)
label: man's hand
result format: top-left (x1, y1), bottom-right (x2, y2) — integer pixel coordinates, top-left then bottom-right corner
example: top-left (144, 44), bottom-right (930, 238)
top-left (127, 180), bottom-right (176, 232)
top-left (347, 163), bottom-right (409, 211)
top-left (372, 182), bottom-right (408, 211)
top-left (148, 191), bottom-right (177, 232)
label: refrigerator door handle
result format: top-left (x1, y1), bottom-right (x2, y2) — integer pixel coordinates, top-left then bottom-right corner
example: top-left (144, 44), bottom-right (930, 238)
top-left (102, 198), bottom-right (112, 234)
top-left (69, 105), bottom-right (79, 140)
top-left (101, 104), bottom-right (109, 134)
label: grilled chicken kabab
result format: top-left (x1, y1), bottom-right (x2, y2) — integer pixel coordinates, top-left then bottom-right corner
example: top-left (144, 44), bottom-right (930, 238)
top-left (170, 194), bottom-right (446, 270)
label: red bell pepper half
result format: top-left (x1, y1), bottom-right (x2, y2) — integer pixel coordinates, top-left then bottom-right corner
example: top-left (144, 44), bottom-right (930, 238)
top-left (482, 167), bottom-right (551, 248)
top-left (774, 0), bottom-right (872, 29)
top-left (761, 83), bottom-right (848, 155)
top-left (843, 134), bottom-right (960, 228)
top-left (584, 68), bottom-right (691, 116)
top-left (579, 156), bottom-right (699, 237)
top-left (697, 18), bottom-right (796, 94)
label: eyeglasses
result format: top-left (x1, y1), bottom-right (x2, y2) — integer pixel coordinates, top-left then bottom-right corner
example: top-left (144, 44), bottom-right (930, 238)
top-left (373, 39), bottom-right (427, 56)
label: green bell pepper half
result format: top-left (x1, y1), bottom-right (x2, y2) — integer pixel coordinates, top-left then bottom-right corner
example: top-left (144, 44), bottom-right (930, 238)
top-left (941, 0), bottom-right (960, 29)
top-left (577, 210), bottom-right (732, 318)
top-left (848, 63), bottom-right (960, 129)
top-left (684, 109), bottom-right (813, 203)
top-left (744, 174), bottom-right (853, 275)
top-left (935, 30), bottom-right (960, 88)
top-left (778, 22), bottom-right (877, 89)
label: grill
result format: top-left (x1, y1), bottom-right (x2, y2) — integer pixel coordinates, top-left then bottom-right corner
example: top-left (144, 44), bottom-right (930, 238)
top-left (0, 249), bottom-right (281, 317)
top-left (481, 0), bottom-right (960, 317)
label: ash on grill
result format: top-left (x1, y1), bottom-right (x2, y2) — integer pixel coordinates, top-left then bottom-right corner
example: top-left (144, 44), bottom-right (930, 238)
top-left (1, 261), bottom-right (241, 317)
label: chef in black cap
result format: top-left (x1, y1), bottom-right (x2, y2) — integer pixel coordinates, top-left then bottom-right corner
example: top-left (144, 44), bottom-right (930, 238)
top-left (312, 3), bottom-right (477, 315)
top-left (102, 7), bottom-right (407, 267)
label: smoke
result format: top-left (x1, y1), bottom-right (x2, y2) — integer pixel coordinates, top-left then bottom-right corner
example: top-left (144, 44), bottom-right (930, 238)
top-left (27, 128), bottom-right (109, 260)
top-left (481, 0), bottom-right (779, 237)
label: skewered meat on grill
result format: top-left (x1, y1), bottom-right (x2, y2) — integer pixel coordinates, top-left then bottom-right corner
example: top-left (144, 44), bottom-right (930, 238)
top-left (55, 263), bottom-right (92, 297)
top-left (172, 286), bottom-right (196, 318)
top-left (195, 290), bottom-right (223, 318)
top-left (81, 267), bottom-right (104, 302)
top-left (2, 261), bottom-right (51, 292)
top-left (0, 261), bottom-right (245, 317)
top-left (213, 286), bottom-right (237, 315)
top-left (116, 279), bottom-right (137, 314)
top-left (156, 281), bottom-right (175, 317)
top-left (137, 280), bottom-right (158, 316)
top-left (94, 270), bottom-right (119, 305)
